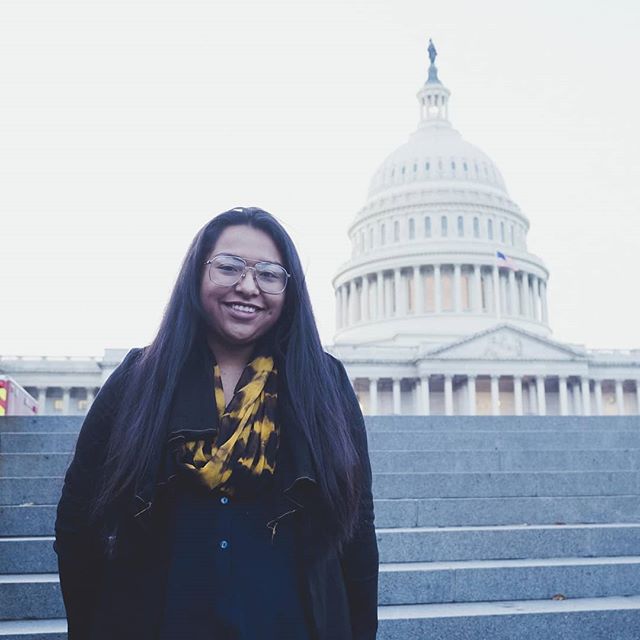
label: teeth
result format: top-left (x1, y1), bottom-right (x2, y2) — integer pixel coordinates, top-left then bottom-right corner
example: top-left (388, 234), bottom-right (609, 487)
top-left (230, 303), bottom-right (258, 313)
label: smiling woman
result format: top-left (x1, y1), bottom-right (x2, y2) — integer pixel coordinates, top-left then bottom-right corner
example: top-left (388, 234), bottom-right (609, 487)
top-left (54, 206), bottom-right (379, 640)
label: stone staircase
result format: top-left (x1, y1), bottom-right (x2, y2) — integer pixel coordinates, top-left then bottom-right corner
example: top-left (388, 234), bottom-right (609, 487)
top-left (1, 415), bottom-right (640, 639)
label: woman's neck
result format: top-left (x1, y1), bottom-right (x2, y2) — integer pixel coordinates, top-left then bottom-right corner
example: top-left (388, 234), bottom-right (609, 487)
top-left (206, 335), bottom-right (255, 371)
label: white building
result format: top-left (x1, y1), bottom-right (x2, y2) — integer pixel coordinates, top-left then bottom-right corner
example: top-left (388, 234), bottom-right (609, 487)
top-left (1, 42), bottom-right (639, 417)
top-left (328, 40), bottom-right (640, 417)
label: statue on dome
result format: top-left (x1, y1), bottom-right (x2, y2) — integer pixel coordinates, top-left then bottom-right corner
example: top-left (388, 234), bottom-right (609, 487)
top-left (428, 39), bottom-right (437, 65)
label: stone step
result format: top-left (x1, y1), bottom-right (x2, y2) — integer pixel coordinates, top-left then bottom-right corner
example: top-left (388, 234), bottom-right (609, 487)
top-left (376, 596), bottom-right (640, 640)
top-left (0, 417), bottom-right (82, 433)
top-left (2, 492), bottom-right (639, 538)
top-left (0, 538), bottom-right (56, 574)
top-left (366, 415), bottom-right (640, 432)
top-left (5, 523), bottom-right (640, 575)
top-left (2, 448), bottom-right (636, 480)
top-left (369, 448), bottom-right (640, 472)
top-left (0, 506), bottom-right (56, 537)
top-left (371, 471), bottom-right (640, 500)
top-left (0, 575), bottom-right (63, 621)
top-left (368, 429), bottom-right (640, 451)
top-left (3, 415), bottom-right (638, 434)
top-left (0, 455), bottom-right (72, 478)
top-left (0, 619), bottom-right (66, 639)
top-left (376, 523), bottom-right (640, 562)
top-left (374, 495), bottom-right (640, 527)
top-left (378, 556), bottom-right (640, 605)
top-left (0, 434), bottom-right (77, 455)
top-left (4, 429), bottom-right (640, 455)
top-left (3, 470), bottom-right (638, 506)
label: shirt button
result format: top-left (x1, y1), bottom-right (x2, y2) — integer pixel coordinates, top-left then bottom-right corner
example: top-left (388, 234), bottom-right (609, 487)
top-left (220, 496), bottom-right (229, 505)
top-left (220, 540), bottom-right (229, 550)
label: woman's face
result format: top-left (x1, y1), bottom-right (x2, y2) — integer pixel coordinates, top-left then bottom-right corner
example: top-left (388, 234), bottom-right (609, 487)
top-left (200, 224), bottom-right (286, 349)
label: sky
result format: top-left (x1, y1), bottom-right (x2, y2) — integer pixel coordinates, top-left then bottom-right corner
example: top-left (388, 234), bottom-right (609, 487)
top-left (1, 0), bottom-right (639, 356)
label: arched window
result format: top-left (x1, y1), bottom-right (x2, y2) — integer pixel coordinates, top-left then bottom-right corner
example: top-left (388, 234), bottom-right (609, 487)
top-left (394, 220), bottom-right (400, 241)
top-left (425, 216), bottom-right (431, 237)
top-left (409, 218), bottom-right (415, 239)
top-left (441, 216), bottom-right (448, 237)
top-left (451, 161), bottom-right (456, 170)
top-left (425, 161), bottom-right (430, 171)
top-left (380, 223), bottom-right (386, 245)
top-left (488, 219), bottom-right (494, 240)
top-left (457, 216), bottom-right (464, 237)
top-left (500, 221), bottom-right (505, 243)
top-left (473, 217), bottom-right (480, 238)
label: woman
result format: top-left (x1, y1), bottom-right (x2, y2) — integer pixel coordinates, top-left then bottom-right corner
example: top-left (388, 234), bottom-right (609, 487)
top-left (54, 207), bottom-right (379, 640)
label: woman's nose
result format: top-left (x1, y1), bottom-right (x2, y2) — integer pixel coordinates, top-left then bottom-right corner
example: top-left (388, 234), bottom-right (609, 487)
top-left (236, 268), bottom-right (260, 294)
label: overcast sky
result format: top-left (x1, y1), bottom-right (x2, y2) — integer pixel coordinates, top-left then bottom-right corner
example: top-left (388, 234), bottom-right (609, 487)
top-left (1, 0), bottom-right (638, 357)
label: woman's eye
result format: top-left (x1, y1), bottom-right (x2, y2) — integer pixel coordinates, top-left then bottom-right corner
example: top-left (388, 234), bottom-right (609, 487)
top-left (218, 265), bottom-right (240, 273)
top-left (259, 271), bottom-right (278, 280)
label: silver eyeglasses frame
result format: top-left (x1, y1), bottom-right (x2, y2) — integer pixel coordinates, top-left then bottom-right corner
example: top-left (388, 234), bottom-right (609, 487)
top-left (204, 254), bottom-right (291, 295)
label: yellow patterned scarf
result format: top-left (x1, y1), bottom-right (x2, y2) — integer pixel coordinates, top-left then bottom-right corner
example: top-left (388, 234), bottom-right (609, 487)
top-left (177, 354), bottom-right (279, 496)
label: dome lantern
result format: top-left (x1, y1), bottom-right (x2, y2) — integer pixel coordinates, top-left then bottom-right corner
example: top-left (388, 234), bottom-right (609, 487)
top-left (417, 39), bottom-right (451, 127)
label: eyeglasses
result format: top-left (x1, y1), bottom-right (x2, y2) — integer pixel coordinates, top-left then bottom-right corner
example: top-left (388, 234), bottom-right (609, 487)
top-left (204, 254), bottom-right (291, 295)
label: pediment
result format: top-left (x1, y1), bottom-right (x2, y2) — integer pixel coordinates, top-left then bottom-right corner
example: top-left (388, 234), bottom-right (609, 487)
top-left (426, 325), bottom-right (585, 361)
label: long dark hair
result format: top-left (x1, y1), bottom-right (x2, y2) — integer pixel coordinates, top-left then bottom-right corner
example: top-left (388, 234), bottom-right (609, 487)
top-left (93, 207), bottom-right (362, 544)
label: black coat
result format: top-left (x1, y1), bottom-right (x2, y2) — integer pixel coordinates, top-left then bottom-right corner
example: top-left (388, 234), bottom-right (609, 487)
top-left (54, 348), bottom-right (379, 640)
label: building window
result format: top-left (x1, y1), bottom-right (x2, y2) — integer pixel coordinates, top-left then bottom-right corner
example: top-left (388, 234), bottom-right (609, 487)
top-left (451, 161), bottom-right (456, 170)
top-left (463, 162), bottom-right (468, 171)
top-left (457, 216), bottom-right (464, 237)
top-left (409, 218), bottom-right (415, 239)
top-left (380, 223), bottom-right (386, 245)
top-left (500, 221), bottom-right (505, 243)
top-left (53, 399), bottom-right (64, 411)
top-left (401, 166), bottom-right (406, 175)
top-left (488, 219), bottom-right (494, 240)
top-left (425, 216), bottom-right (431, 237)
top-left (425, 161), bottom-right (430, 171)
top-left (473, 217), bottom-right (480, 238)
top-left (394, 220), bottom-right (400, 241)
top-left (391, 168), bottom-right (395, 178)
top-left (438, 159), bottom-right (443, 171)
top-left (369, 227), bottom-right (374, 248)
top-left (413, 163), bottom-right (417, 172)
top-left (441, 216), bottom-right (448, 237)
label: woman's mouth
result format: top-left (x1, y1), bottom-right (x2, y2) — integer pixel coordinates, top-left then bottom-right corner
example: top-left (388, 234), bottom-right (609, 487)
top-left (224, 302), bottom-right (262, 315)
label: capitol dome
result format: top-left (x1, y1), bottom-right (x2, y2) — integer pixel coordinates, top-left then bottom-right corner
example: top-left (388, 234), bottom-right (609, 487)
top-left (333, 40), bottom-right (550, 348)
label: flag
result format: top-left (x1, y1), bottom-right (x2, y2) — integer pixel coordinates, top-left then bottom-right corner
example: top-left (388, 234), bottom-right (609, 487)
top-left (496, 251), bottom-right (518, 271)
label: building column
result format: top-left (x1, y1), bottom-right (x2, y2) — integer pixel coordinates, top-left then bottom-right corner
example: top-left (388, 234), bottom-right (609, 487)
top-left (533, 277), bottom-right (542, 322)
top-left (393, 268), bottom-right (402, 316)
top-left (594, 379), bottom-right (603, 416)
top-left (527, 380), bottom-right (537, 415)
top-left (467, 375), bottom-right (477, 416)
top-left (392, 378), bottom-right (401, 415)
top-left (368, 378), bottom-right (378, 416)
top-left (453, 264), bottom-right (462, 312)
top-left (434, 265), bottom-right (442, 313)
top-left (508, 269), bottom-right (517, 316)
top-left (559, 376), bottom-right (569, 416)
top-left (572, 380), bottom-right (581, 415)
top-left (414, 266), bottom-right (424, 315)
top-left (615, 380), bottom-right (625, 415)
top-left (376, 272), bottom-right (384, 319)
top-left (492, 266), bottom-right (501, 318)
top-left (536, 376), bottom-right (546, 416)
top-left (513, 375), bottom-right (523, 416)
top-left (420, 376), bottom-right (431, 416)
top-left (581, 378), bottom-right (591, 416)
top-left (541, 281), bottom-right (549, 324)
top-left (521, 274), bottom-right (531, 319)
top-left (490, 375), bottom-right (500, 416)
top-left (444, 375), bottom-right (454, 416)
top-left (38, 387), bottom-right (48, 414)
top-left (360, 275), bottom-right (369, 322)
top-left (473, 265), bottom-right (482, 313)
top-left (62, 387), bottom-right (71, 415)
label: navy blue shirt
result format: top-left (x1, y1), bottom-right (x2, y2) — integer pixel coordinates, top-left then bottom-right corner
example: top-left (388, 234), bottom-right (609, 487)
top-left (159, 476), bottom-right (312, 640)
